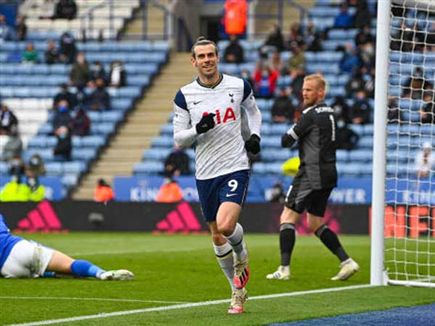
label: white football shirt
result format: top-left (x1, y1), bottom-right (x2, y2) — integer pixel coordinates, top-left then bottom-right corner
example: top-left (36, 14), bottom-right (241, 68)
top-left (173, 74), bottom-right (262, 180)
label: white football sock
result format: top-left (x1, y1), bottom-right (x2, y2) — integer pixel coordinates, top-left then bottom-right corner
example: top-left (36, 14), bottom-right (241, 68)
top-left (225, 223), bottom-right (247, 261)
top-left (213, 242), bottom-right (236, 290)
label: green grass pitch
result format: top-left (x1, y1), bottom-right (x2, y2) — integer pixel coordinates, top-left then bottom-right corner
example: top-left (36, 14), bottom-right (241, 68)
top-left (0, 233), bottom-right (434, 325)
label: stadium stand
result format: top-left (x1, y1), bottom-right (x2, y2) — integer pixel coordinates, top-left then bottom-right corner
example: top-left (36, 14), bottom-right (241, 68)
top-left (20, 0), bottom-right (141, 39)
top-left (0, 0), bottom-right (170, 197)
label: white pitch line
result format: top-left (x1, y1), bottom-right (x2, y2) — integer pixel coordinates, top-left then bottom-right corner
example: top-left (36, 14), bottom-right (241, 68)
top-left (69, 247), bottom-right (206, 257)
top-left (7, 284), bottom-right (373, 326)
top-left (0, 296), bottom-right (188, 304)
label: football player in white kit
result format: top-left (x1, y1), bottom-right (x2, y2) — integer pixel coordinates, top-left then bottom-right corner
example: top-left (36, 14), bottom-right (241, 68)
top-left (0, 214), bottom-right (133, 280)
top-left (173, 37), bottom-right (262, 314)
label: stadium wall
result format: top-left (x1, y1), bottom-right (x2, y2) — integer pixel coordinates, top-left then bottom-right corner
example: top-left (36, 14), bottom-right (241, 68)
top-left (2, 201), bottom-right (370, 234)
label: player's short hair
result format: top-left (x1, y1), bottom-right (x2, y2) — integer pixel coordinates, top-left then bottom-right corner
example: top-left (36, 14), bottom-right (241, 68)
top-left (191, 36), bottom-right (218, 58)
top-left (304, 74), bottom-right (328, 92)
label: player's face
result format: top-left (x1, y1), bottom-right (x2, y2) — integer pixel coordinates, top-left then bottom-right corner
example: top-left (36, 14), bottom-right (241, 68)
top-left (191, 44), bottom-right (219, 80)
top-left (302, 79), bottom-right (325, 107)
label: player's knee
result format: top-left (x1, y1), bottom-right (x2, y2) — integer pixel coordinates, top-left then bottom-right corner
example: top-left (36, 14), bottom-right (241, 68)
top-left (217, 220), bottom-right (235, 236)
top-left (307, 217), bottom-right (323, 233)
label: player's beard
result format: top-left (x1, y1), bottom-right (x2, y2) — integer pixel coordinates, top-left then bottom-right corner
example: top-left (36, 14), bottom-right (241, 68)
top-left (303, 98), bottom-right (315, 108)
top-left (201, 64), bottom-right (217, 79)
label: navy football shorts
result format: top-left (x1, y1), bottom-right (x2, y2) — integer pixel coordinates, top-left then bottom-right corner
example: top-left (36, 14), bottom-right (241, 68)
top-left (196, 169), bottom-right (249, 222)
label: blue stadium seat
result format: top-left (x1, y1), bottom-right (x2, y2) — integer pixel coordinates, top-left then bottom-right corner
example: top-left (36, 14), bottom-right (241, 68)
top-left (142, 148), bottom-right (171, 161)
top-left (81, 135), bottom-right (106, 148)
top-left (62, 174), bottom-right (79, 187)
top-left (63, 161), bottom-right (87, 174)
top-left (133, 161), bottom-right (162, 174)
top-left (44, 162), bottom-right (63, 176)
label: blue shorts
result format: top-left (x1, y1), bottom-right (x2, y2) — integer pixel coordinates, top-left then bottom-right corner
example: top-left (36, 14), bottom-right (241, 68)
top-left (196, 169), bottom-right (250, 222)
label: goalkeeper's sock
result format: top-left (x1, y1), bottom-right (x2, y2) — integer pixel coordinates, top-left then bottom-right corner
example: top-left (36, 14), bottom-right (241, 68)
top-left (315, 225), bottom-right (349, 262)
top-left (71, 260), bottom-right (105, 278)
top-left (224, 223), bottom-right (247, 262)
top-left (213, 242), bottom-right (236, 290)
top-left (280, 223), bottom-right (296, 266)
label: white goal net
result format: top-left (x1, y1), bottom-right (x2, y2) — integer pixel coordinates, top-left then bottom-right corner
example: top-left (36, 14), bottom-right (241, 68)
top-left (375, 0), bottom-right (435, 287)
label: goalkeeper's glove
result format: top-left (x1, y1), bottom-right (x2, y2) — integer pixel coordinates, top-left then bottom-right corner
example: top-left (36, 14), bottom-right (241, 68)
top-left (245, 134), bottom-right (261, 155)
top-left (281, 133), bottom-right (295, 148)
top-left (196, 113), bottom-right (216, 134)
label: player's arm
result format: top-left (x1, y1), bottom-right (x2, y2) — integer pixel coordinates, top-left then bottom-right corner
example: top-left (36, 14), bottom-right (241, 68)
top-left (241, 79), bottom-right (262, 154)
top-left (281, 112), bottom-right (312, 148)
top-left (173, 90), bottom-right (197, 148)
top-left (173, 90), bottom-right (216, 148)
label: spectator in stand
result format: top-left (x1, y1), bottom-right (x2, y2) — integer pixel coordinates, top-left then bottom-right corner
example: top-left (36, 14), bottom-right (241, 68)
top-left (304, 21), bottom-right (324, 52)
top-left (267, 182), bottom-right (285, 204)
top-left (402, 67), bottom-right (433, 100)
top-left (253, 61), bottom-right (279, 99)
top-left (71, 106), bottom-right (91, 136)
top-left (54, 0), bottom-right (77, 20)
top-left (358, 40), bottom-right (375, 71)
top-left (260, 24), bottom-right (285, 56)
top-left (270, 52), bottom-right (284, 74)
top-left (223, 34), bottom-right (245, 64)
top-left (420, 91), bottom-right (435, 124)
top-left (331, 95), bottom-right (351, 123)
top-left (354, 24), bottom-right (373, 47)
top-left (415, 141), bottom-right (435, 179)
top-left (53, 126), bottom-right (72, 161)
top-left (339, 43), bottom-right (361, 73)
top-left (336, 118), bottom-right (359, 150)
top-left (70, 52), bottom-right (90, 88)
top-left (108, 60), bottom-right (127, 88)
top-left (59, 31), bottom-right (77, 64)
top-left (53, 83), bottom-right (78, 109)
top-left (89, 61), bottom-right (107, 86)
top-left (334, 3), bottom-right (354, 29)
top-left (52, 100), bottom-right (73, 131)
top-left (387, 96), bottom-right (401, 123)
top-left (0, 15), bottom-right (13, 41)
top-left (94, 179), bottom-right (114, 203)
top-left (14, 15), bottom-right (27, 41)
top-left (26, 153), bottom-right (46, 178)
top-left (390, 22), bottom-right (416, 53)
top-left (287, 42), bottom-right (305, 73)
top-left (163, 146), bottom-right (191, 177)
top-left (287, 22), bottom-right (305, 49)
top-left (44, 40), bottom-right (60, 64)
top-left (240, 68), bottom-right (254, 88)
top-left (1, 126), bottom-right (22, 162)
top-left (86, 77), bottom-right (111, 111)
top-left (271, 87), bottom-right (295, 123)
top-left (39, 0), bottom-right (56, 19)
top-left (345, 67), bottom-right (366, 97)
top-left (353, 0), bottom-right (371, 29)
top-left (288, 66), bottom-right (305, 103)
top-left (0, 104), bottom-right (18, 136)
top-left (22, 42), bottom-right (38, 64)
top-left (350, 89), bottom-right (371, 124)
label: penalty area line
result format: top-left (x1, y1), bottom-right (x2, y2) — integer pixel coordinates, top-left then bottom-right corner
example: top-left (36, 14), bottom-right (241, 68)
top-left (7, 284), bottom-right (373, 326)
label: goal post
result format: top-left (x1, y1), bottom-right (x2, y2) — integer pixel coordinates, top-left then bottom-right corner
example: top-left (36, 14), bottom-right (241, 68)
top-left (372, 0), bottom-right (435, 288)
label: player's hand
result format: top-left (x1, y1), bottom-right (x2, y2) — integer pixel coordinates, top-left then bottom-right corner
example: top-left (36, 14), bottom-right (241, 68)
top-left (281, 133), bottom-right (294, 148)
top-left (196, 113), bottom-right (216, 134)
top-left (245, 134), bottom-right (261, 155)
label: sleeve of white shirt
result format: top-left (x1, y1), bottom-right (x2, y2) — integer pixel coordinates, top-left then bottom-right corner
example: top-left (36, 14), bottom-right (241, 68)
top-left (173, 89), bottom-right (197, 148)
top-left (241, 79), bottom-right (262, 138)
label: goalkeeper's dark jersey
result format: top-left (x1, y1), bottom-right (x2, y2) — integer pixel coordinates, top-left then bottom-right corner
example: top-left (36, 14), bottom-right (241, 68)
top-left (289, 102), bottom-right (337, 189)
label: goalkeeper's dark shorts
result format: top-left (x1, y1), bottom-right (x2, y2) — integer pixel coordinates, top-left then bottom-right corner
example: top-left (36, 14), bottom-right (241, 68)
top-left (284, 174), bottom-right (333, 217)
